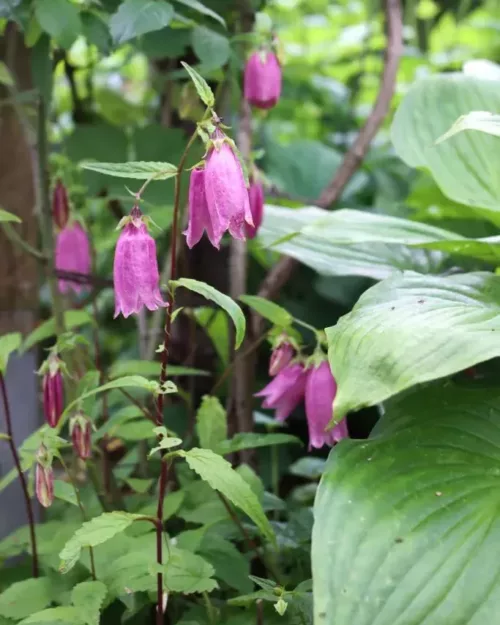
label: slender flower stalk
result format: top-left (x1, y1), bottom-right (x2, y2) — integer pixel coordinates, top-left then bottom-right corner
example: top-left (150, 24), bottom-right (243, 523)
top-left (0, 373), bottom-right (38, 577)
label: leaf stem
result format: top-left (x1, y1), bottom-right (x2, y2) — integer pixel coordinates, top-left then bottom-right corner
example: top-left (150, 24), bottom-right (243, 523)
top-left (0, 373), bottom-right (39, 577)
top-left (202, 591), bottom-right (216, 625)
top-left (293, 317), bottom-right (320, 335)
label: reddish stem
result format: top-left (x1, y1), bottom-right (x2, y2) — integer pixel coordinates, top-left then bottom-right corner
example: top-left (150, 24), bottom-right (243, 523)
top-left (0, 373), bottom-right (39, 577)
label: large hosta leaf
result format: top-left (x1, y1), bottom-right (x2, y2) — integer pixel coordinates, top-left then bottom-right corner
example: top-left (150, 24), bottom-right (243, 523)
top-left (326, 271), bottom-right (500, 420)
top-left (258, 206), bottom-right (447, 280)
top-left (313, 382), bottom-right (500, 625)
top-left (391, 74), bottom-right (500, 211)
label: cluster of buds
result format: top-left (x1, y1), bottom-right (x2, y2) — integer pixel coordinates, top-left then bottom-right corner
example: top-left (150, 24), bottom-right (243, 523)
top-left (113, 206), bottom-right (167, 318)
top-left (39, 352), bottom-right (64, 428)
top-left (35, 444), bottom-right (54, 508)
top-left (70, 412), bottom-right (93, 460)
top-left (256, 339), bottom-right (348, 449)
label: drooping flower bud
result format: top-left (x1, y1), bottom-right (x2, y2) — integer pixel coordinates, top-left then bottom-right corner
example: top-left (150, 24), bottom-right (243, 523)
top-left (269, 340), bottom-right (294, 377)
top-left (55, 222), bottom-right (91, 294)
top-left (52, 179), bottom-right (70, 230)
top-left (42, 354), bottom-right (64, 428)
top-left (70, 413), bottom-right (92, 460)
top-left (184, 167), bottom-right (220, 249)
top-left (114, 206), bottom-right (167, 318)
top-left (204, 134), bottom-right (254, 244)
top-left (244, 51), bottom-right (282, 110)
top-left (305, 361), bottom-right (348, 449)
top-left (255, 363), bottom-right (307, 422)
top-left (245, 179), bottom-right (264, 239)
top-left (35, 445), bottom-right (54, 508)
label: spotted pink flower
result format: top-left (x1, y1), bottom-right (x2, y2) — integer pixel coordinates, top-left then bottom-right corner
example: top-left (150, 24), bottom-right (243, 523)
top-left (305, 361), bottom-right (348, 449)
top-left (113, 207), bottom-right (167, 318)
top-left (255, 363), bottom-right (307, 422)
top-left (245, 180), bottom-right (264, 239)
top-left (55, 222), bottom-right (91, 294)
top-left (244, 51), bottom-right (282, 109)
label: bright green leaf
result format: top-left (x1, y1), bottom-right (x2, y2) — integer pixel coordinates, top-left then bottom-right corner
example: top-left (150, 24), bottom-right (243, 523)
top-left (71, 581), bottom-right (107, 625)
top-left (313, 382), bottom-right (500, 625)
top-left (34, 0), bottom-right (82, 49)
top-left (53, 480), bottom-right (78, 507)
top-left (0, 333), bottom-right (21, 373)
top-left (327, 271), bottom-right (500, 421)
top-left (0, 62), bottom-right (14, 86)
top-left (0, 578), bottom-right (53, 619)
top-left (193, 307), bottom-right (229, 366)
top-left (239, 295), bottom-right (292, 327)
top-left (0, 208), bottom-right (21, 223)
top-left (124, 477), bottom-right (154, 494)
top-left (436, 111), bottom-right (500, 143)
top-left (22, 310), bottom-right (94, 353)
top-left (192, 26), bottom-right (230, 70)
top-left (109, 359), bottom-right (208, 379)
top-left (19, 607), bottom-right (83, 625)
top-left (196, 395), bottom-right (227, 452)
top-left (179, 448), bottom-right (274, 543)
top-left (110, 0), bottom-right (174, 44)
top-left (80, 161), bottom-right (177, 180)
top-left (180, 62), bottom-right (214, 108)
top-left (59, 512), bottom-right (143, 573)
top-left (172, 278), bottom-right (246, 348)
top-left (215, 433), bottom-right (301, 456)
top-left (199, 534), bottom-right (251, 593)
top-left (163, 547), bottom-right (218, 594)
top-left (173, 0), bottom-right (225, 27)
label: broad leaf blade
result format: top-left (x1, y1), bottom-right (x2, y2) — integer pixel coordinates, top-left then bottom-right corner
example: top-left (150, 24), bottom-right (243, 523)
top-left (173, 278), bottom-right (246, 348)
top-left (0, 333), bottom-right (21, 373)
top-left (71, 581), bottom-right (107, 625)
top-left (173, 0), bottom-right (226, 27)
top-left (196, 395), bottom-right (227, 451)
top-left (34, 0), bottom-right (82, 49)
top-left (110, 0), bottom-right (174, 44)
top-left (215, 433), bottom-right (301, 455)
top-left (436, 111), bottom-right (500, 143)
top-left (80, 161), bottom-right (177, 180)
top-left (163, 548), bottom-right (218, 594)
top-left (0, 578), bottom-right (53, 619)
top-left (239, 295), bottom-right (292, 327)
top-left (326, 271), bottom-right (500, 421)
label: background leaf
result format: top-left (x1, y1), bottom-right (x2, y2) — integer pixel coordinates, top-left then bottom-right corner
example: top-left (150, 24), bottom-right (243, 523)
top-left (0, 333), bottom-right (21, 373)
top-left (110, 0), bottom-right (174, 44)
top-left (71, 581), bottom-right (107, 625)
top-left (34, 0), bottom-right (82, 49)
top-left (239, 295), bottom-right (292, 327)
top-left (0, 578), bottom-right (53, 619)
top-left (81, 161), bottom-right (177, 180)
top-left (0, 208), bottom-right (21, 223)
top-left (23, 311), bottom-right (94, 352)
top-left (196, 395), bottom-right (228, 451)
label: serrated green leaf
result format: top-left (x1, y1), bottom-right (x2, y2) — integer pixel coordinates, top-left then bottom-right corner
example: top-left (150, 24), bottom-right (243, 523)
top-left (239, 295), bottom-right (292, 327)
top-left (71, 581), bottom-right (107, 625)
top-left (0, 208), bottom-right (20, 223)
top-left (22, 311), bottom-right (94, 353)
top-left (173, 0), bottom-right (225, 27)
top-left (34, 0), bottom-right (82, 49)
top-left (53, 480), bottom-right (78, 506)
top-left (326, 271), bottom-right (500, 421)
top-left (110, 0), bottom-right (174, 44)
top-left (0, 578), bottom-right (53, 619)
top-left (215, 433), bottom-right (301, 456)
top-left (81, 160), bottom-right (177, 180)
top-left (313, 382), bottom-right (500, 625)
top-left (196, 395), bottom-right (227, 452)
top-left (0, 333), bottom-right (21, 373)
top-left (59, 512), bottom-right (143, 573)
top-left (19, 607), bottom-right (83, 625)
top-left (172, 278), bottom-right (245, 348)
top-left (180, 62), bottom-right (214, 108)
top-left (199, 534), bottom-right (251, 593)
top-left (391, 74), bottom-right (500, 211)
top-left (162, 548), bottom-right (218, 594)
top-left (179, 448), bottom-right (274, 543)
top-left (109, 359), bottom-right (208, 379)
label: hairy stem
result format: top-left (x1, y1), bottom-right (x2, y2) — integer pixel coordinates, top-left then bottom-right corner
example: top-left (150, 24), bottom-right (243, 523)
top-left (0, 373), bottom-right (38, 577)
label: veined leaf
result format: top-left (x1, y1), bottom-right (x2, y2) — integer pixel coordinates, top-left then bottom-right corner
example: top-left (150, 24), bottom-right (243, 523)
top-left (80, 160), bottom-right (177, 180)
top-left (326, 271), bottom-right (500, 421)
top-left (196, 395), bottom-right (227, 452)
top-left (180, 62), bottom-right (214, 108)
top-left (436, 111), bottom-right (500, 143)
top-left (0, 578), bottom-right (53, 619)
top-left (239, 295), bottom-right (292, 327)
top-left (0, 332), bottom-right (21, 373)
top-left (172, 278), bottom-right (246, 348)
top-left (162, 548), bottom-right (218, 594)
top-left (71, 581), bottom-right (107, 625)
top-left (179, 448), bottom-right (274, 543)
top-left (19, 607), bottom-right (83, 625)
top-left (110, 0), bottom-right (174, 44)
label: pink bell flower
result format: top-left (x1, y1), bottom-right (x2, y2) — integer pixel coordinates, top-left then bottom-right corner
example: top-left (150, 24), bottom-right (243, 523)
top-left (42, 356), bottom-right (64, 428)
top-left (52, 179), bottom-right (69, 229)
top-left (244, 51), bottom-right (282, 110)
top-left (55, 222), bottom-right (91, 294)
top-left (269, 341), bottom-right (294, 377)
top-left (305, 361), bottom-right (348, 449)
top-left (113, 207), bottom-right (167, 318)
top-left (255, 363), bottom-right (307, 422)
top-left (70, 414), bottom-right (92, 460)
top-left (184, 167), bottom-right (219, 249)
top-left (35, 445), bottom-right (54, 508)
top-left (245, 180), bottom-right (264, 239)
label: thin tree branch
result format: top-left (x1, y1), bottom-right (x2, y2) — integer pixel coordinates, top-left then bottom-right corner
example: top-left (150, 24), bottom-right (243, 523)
top-left (254, 0), bottom-right (403, 333)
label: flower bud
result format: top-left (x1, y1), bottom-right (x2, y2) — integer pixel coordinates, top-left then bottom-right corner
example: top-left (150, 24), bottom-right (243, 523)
top-left (42, 355), bottom-right (64, 428)
top-left (245, 179), bottom-right (264, 240)
top-left (269, 340), bottom-right (294, 377)
top-left (305, 361), bottom-right (348, 449)
top-left (35, 445), bottom-right (54, 508)
top-left (114, 206), bottom-right (167, 318)
top-left (52, 179), bottom-right (69, 229)
top-left (244, 51), bottom-right (282, 110)
top-left (255, 363), bottom-right (307, 422)
top-left (204, 135), bottom-right (253, 244)
top-left (55, 222), bottom-right (91, 294)
top-left (70, 414), bottom-right (92, 460)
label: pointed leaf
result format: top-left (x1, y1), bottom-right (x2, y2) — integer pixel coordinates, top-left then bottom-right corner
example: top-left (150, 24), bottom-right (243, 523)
top-left (0, 578), bottom-right (53, 619)
top-left (0, 208), bottom-right (21, 223)
top-left (239, 295), bottom-right (292, 327)
top-left (19, 607), bottom-right (83, 624)
top-left (0, 333), bottom-right (21, 373)
top-left (80, 161), bottom-right (177, 180)
top-left (326, 271), bottom-right (500, 421)
top-left (215, 433), bottom-right (301, 456)
top-left (180, 62), bottom-right (214, 108)
top-left (109, 359), bottom-right (208, 379)
top-left (22, 311), bottom-right (94, 353)
top-left (196, 395), bottom-right (227, 452)
top-left (436, 111), bottom-right (500, 143)
top-left (173, 0), bottom-right (225, 27)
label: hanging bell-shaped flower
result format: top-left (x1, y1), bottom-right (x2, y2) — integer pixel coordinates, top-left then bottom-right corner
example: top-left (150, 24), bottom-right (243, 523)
top-left (70, 413), bottom-right (92, 460)
top-left (244, 50), bottom-right (282, 110)
top-left (35, 445), bottom-right (54, 508)
top-left (55, 222), bottom-right (91, 294)
top-left (41, 353), bottom-right (64, 428)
